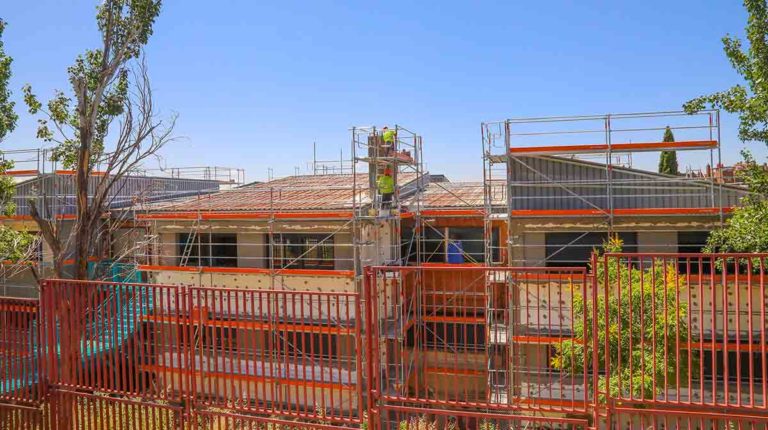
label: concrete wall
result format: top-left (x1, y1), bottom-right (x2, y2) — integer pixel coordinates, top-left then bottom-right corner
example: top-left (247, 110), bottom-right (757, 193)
top-left (149, 270), bottom-right (356, 293)
top-left (238, 233), bottom-right (266, 268)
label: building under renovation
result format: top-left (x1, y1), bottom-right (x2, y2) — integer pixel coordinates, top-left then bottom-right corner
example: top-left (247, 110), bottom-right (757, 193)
top-left (106, 111), bottom-right (760, 421)
top-left (1, 111), bottom-right (765, 429)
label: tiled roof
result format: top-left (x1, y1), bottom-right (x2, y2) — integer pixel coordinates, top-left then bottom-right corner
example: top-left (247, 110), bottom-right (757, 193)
top-left (419, 182), bottom-right (501, 208)
top-left (144, 173), bottom-right (419, 212)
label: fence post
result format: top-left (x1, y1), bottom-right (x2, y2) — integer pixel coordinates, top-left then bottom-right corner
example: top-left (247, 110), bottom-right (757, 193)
top-left (364, 267), bottom-right (376, 430)
top-left (590, 253), bottom-right (600, 428)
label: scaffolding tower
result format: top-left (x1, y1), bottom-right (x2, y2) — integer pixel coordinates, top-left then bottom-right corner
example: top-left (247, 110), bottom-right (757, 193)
top-left (482, 109), bottom-right (725, 265)
top-left (351, 125), bottom-right (424, 398)
top-left (480, 110), bottom-right (726, 410)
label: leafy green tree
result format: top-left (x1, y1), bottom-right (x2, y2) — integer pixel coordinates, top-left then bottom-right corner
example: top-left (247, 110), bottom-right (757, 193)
top-left (23, 0), bottom-right (173, 279)
top-left (658, 126), bottom-right (679, 175)
top-left (0, 19), bottom-right (36, 264)
top-left (705, 150), bottom-right (768, 254)
top-left (551, 237), bottom-right (691, 403)
top-left (683, 1), bottom-right (768, 145)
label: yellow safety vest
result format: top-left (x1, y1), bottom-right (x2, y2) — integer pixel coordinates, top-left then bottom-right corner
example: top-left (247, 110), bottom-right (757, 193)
top-left (377, 175), bottom-right (395, 194)
top-left (383, 129), bottom-right (396, 144)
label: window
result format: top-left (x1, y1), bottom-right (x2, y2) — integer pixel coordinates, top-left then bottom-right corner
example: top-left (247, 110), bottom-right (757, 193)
top-left (273, 332), bottom-right (338, 360)
top-left (678, 231), bottom-right (712, 274)
top-left (701, 350), bottom-right (764, 384)
top-left (544, 232), bottom-right (637, 267)
top-left (416, 227), bottom-right (498, 264)
top-left (177, 324), bottom-right (238, 353)
top-left (177, 233), bottom-right (238, 267)
top-left (270, 234), bottom-right (334, 270)
top-left (409, 322), bottom-right (486, 352)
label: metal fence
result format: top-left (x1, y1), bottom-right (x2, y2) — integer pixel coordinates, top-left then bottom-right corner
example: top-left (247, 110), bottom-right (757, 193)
top-left (1, 254), bottom-right (767, 429)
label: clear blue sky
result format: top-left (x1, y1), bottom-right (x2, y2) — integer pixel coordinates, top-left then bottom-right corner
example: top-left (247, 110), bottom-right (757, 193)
top-left (0, 1), bottom-right (760, 181)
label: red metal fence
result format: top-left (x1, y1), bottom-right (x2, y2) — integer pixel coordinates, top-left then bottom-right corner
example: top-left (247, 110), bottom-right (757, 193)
top-left (0, 253), bottom-right (767, 429)
top-left (366, 265), bottom-right (592, 430)
top-left (596, 253), bottom-right (767, 418)
top-left (0, 297), bottom-right (40, 407)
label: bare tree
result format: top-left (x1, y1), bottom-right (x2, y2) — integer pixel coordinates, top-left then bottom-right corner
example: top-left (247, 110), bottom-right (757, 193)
top-left (23, 1), bottom-right (168, 280)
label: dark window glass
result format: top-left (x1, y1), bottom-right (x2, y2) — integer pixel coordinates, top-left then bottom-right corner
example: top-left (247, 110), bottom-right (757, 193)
top-left (408, 322), bottom-right (486, 352)
top-left (273, 332), bottom-right (338, 360)
top-left (678, 231), bottom-right (712, 274)
top-left (701, 350), bottom-right (764, 384)
top-left (177, 324), bottom-right (238, 352)
top-left (544, 232), bottom-right (637, 267)
top-left (177, 233), bottom-right (238, 267)
top-left (269, 234), bottom-right (335, 270)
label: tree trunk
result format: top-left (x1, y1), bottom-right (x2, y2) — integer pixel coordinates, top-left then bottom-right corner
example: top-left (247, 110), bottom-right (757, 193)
top-left (74, 132), bottom-right (91, 280)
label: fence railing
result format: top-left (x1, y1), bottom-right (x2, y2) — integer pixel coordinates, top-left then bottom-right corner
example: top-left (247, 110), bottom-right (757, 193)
top-left (0, 253), bottom-right (767, 429)
top-left (596, 253), bottom-right (768, 414)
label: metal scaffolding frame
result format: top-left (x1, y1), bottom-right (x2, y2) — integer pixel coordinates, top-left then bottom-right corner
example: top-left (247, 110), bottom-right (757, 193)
top-left (482, 109), bottom-right (731, 266)
top-left (132, 125), bottom-right (426, 295)
top-left (0, 147), bottom-right (245, 295)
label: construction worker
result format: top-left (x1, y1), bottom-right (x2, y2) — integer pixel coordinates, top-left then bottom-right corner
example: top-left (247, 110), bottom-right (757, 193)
top-left (377, 167), bottom-right (395, 211)
top-left (381, 126), bottom-right (396, 156)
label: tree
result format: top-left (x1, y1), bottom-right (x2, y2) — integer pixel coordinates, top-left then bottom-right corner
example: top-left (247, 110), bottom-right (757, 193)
top-left (705, 150), bottom-right (768, 254)
top-left (23, 0), bottom-right (173, 280)
top-left (550, 237), bottom-right (691, 403)
top-left (658, 126), bottom-right (679, 175)
top-left (0, 19), bottom-right (37, 267)
top-left (683, 1), bottom-right (768, 145)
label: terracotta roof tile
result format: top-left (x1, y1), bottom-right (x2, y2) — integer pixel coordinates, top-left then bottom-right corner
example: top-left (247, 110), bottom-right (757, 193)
top-left (145, 173), bottom-right (419, 212)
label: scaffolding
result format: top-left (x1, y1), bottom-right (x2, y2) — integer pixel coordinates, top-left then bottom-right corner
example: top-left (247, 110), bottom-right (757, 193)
top-left (481, 110), bottom-right (740, 266)
top-left (0, 147), bottom-right (244, 296)
top-left (133, 125), bottom-right (425, 287)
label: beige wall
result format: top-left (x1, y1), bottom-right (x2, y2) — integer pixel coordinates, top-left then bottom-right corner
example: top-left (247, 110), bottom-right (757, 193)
top-left (149, 270), bottom-right (356, 293)
top-left (521, 232), bottom-right (546, 267)
top-left (238, 233), bottom-right (266, 268)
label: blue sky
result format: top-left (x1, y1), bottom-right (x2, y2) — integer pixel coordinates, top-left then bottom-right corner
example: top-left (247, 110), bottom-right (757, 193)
top-left (0, 1), bottom-right (759, 181)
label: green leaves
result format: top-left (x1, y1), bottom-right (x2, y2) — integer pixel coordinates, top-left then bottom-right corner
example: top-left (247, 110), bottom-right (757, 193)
top-left (551, 240), bottom-right (691, 403)
top-left (23, 1), bottom-right (162, 170)
top-left (684, 1), bottom-right (768, 145)
top-left (705, 150), bottom-right (768, 256)
top-left (658, 126), bottom-right (679, 175)
top-left (0, 225), bottom-right (35, 263)
top-left (0, 19), bottom-right (18, 142)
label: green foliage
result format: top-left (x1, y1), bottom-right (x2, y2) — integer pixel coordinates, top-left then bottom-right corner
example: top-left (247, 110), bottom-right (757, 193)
top-left (0, 19), bottom-right (18, 141)
top-left (658, 126), bottom-right (679, 175)
top-left (23, 0), bottom-right (161, 169)
top-left (551, 237), bottom-right (691, 403)
top-left (0, 19), bottom-right (34, 262)
top-left (705, 150), bottom-right (768, 254)
top-left (683, 1), bottom-right (768, 145)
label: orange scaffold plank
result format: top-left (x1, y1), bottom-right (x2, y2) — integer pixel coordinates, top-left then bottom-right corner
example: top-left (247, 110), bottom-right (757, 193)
top-left (509, 139), bottom-right (717, 155)
top-left (136, 211), bottom-right (354, 220)
top-left (511, 207), bottom-right (733, 217)
top-left (139, 365), bottom-right (355, 391)
top-left (137, 265), bottom-right (355, 278)
top-left (142, 314), bottom-right (355, 335)
top-left (424, 367), bottom-right (486, 377)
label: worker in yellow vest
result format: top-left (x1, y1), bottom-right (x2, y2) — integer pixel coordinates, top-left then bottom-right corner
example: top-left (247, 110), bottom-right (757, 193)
top-left (381, 126), bottom-right (396, 156)
top-left (377, 167), bottom-right (395, 211)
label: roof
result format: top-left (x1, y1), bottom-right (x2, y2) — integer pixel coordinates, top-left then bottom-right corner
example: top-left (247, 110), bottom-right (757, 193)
top-left (142, 172), bottom-right (421, 213)
top-left (419, 181), bottom-right (491, 208)
top-left (12, 173), bottom-right (222, 217)
top-left (419, 156), bottom-right (749, 213)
